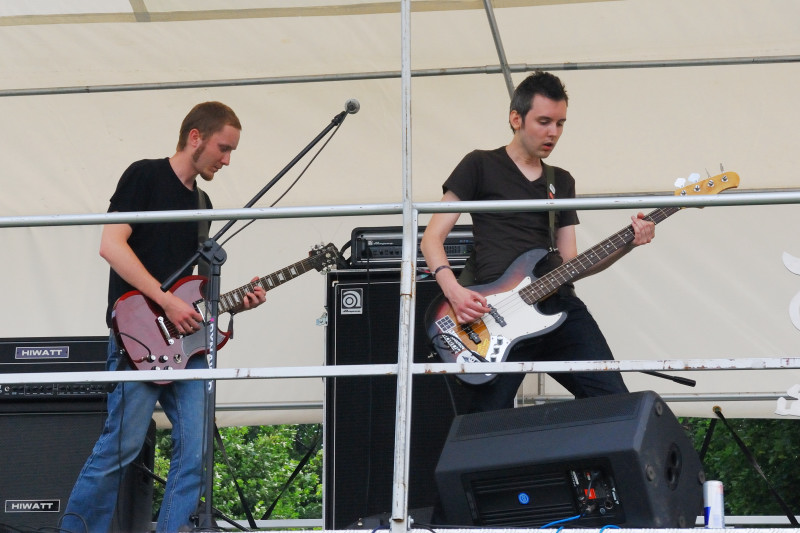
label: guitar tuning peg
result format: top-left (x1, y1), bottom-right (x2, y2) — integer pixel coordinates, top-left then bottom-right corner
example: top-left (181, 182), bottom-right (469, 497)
top-left (687, 173), bottom-right (701, 184)
top-left (674, 177), bottom-right (687, 188)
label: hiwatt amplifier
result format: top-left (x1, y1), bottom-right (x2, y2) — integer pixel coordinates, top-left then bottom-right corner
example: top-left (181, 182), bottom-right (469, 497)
top-left (0, 336), bottom-right (110, 401)
top-left (350, 225), bottom-right (474, 268)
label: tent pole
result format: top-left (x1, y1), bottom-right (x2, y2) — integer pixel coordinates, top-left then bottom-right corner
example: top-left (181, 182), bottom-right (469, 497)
top-left (482, 0), bottom-right (515, 98)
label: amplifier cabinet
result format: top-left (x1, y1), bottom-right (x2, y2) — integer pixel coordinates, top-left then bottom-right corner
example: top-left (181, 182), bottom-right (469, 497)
top-left (349, 225), bottom-right (474, 268)
top-left (0, 405), bottom-right (155, 531)
top-left (0, 336), bottom-right (109, 400)
top-left (324, 269), bottom-right (474, 529)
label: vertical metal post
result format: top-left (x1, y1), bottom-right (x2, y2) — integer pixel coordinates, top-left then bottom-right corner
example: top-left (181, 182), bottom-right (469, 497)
top-left (484, 0), bottom-right (532, 399)
top-left (391, 0), bottom-right (415, 532)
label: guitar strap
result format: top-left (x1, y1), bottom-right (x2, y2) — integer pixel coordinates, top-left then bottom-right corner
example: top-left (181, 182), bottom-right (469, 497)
top-left (196, 187), bottom-right (211, 277)
top-left (543, 162), bottom-right (558, 252)
top-left (458, 163), bottom-right (557, 286)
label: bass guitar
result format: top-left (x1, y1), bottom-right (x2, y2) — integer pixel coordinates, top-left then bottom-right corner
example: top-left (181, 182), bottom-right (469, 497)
top-left (425, 171), bottom-right (739, 385)
top-left (112, 243), bottom-right (340, 383)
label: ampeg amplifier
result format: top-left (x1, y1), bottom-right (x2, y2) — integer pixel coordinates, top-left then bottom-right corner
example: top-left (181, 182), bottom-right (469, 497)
top-left (350, 225), bottom-right (474, 268)
top-left (0, 336), bottom-right (110, 400)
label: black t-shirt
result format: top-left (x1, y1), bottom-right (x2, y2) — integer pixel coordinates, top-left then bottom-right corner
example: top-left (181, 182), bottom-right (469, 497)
top-left (443, 147), bottom-right (579, 283)
top-left (105, 158), bottom-right (212, 326)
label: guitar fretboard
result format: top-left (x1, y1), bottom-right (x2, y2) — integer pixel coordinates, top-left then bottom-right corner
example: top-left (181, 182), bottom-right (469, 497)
top-left (217, 248), bottom-right (331, 313)
top-left (518, 207), bottom-right (679, 304)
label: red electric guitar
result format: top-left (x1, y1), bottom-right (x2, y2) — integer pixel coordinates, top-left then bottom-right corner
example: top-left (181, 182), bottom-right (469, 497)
top-left (112, 243), bottom-right (340, 383)
top-left (425, 171), bottom-right (740, 385)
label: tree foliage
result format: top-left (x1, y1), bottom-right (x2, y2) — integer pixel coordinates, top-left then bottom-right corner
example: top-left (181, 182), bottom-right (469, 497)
top-left (153, 424), bottom-right (323, 523)
top-left (682, 416), bottom-right (800, 517)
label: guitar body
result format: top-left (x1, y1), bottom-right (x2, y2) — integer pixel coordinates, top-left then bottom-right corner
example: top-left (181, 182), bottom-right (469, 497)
top-left (425, 249), bottom-right (566, 386)
top-left (110, 243), bottom-right (341, 384)
top-left (112, 275), bottom-right (230, 384)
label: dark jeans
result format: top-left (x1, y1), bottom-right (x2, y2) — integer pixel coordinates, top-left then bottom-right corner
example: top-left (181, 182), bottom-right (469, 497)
top-left (466, 294), bottom-right (628, 413)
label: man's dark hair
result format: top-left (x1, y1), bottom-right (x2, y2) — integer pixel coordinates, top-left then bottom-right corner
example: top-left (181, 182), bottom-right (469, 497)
top-left (509, 71), bottom-right (568, 132)
top-left (177, 101), bottom-right (241, 150)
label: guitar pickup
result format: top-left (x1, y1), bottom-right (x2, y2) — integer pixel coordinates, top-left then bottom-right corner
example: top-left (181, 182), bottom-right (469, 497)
top-left (194, 299), bottom-right (208, 323)
top-left (156, 316), bottom-right (175, 345)
top-left (488, 305), bottom-right (506, 327)
top-left (462, 324), bottom-right (482, 345)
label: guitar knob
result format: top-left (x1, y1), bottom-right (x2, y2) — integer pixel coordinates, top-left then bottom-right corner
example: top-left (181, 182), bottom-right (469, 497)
top-left (159, 355), bottom-right (169, 363)
top-left (147, 355), bottom-right (156, 363)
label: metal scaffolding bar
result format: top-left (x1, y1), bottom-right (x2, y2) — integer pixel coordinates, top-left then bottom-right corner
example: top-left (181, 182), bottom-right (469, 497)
top-left (390, 1), bottom-right (415, 530)
top-left (4, 190), bottom-right (800, 229)
top-left (1, 357), bottom-right (797, 385)
top-left (1, 56), bottom-right (798, 98)
top-left (482, 0), bottom-right (515, 98)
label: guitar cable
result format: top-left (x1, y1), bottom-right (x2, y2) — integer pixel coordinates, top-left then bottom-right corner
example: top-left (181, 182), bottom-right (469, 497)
top-left (117, 331), bottom-right (154, 362)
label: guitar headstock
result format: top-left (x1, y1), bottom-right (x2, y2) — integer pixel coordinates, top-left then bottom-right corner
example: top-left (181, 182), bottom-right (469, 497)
top-left (673, 170), bottom-right (739, 197)
top-left (309, 242), bottom-right (343, 272)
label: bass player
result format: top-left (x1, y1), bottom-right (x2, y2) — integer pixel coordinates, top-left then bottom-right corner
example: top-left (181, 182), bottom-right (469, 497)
top-left (420, 71), bottom-right (654, 413)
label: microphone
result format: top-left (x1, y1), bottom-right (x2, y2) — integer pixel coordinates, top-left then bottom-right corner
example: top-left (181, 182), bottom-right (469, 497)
top-left (345, 98), bottom-right (360, 114)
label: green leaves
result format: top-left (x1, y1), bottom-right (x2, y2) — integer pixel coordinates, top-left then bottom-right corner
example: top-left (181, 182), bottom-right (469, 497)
top-left (153, 424), bottom-right (323, 521)
top-left (683, 417), bottom-right (800, 516)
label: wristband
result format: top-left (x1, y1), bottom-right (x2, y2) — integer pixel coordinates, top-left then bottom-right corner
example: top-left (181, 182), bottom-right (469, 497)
top-left (433, 265), bottom-right (452, 278)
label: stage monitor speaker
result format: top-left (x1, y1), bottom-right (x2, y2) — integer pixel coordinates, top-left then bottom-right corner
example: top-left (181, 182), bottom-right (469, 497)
top-left (0, 403), bottom-right (155, 531)
top-left (435, 390), bottom-right (704, 529)
top-left (324, 269), bottom-right (475, 530)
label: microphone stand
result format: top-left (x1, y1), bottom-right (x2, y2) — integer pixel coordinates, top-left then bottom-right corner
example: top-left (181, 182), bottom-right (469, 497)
top-left (159, 104), bottom-right (355, 529)
top-left (642, 370), bottom-right (696, 387)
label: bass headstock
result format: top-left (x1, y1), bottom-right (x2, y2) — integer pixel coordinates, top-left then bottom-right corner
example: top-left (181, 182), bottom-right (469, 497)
top-left (673, 170), bottom-right (740, 197)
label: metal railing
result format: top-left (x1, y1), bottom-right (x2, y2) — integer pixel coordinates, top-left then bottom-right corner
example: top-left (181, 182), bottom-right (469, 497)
top-left (3, 192), bottom-right (800, 531)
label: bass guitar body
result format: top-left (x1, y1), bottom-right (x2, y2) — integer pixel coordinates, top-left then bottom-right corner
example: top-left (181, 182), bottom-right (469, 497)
top-left (424, 249), bottom-right (566, 386)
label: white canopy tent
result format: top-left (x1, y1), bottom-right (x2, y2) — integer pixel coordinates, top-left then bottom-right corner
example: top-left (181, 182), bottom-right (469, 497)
top-left (1, 0), bottom-right (800, 427)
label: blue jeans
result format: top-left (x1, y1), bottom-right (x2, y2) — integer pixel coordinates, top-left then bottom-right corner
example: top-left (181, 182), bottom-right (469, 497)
top-left (61, 333), bottom-right (209, 533)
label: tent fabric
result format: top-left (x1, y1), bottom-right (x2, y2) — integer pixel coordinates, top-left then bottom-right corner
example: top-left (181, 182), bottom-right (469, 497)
top-left (1, 1), bottom-right (799, 425)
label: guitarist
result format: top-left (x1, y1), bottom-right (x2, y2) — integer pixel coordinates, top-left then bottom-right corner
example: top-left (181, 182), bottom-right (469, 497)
top-left (420, 71), bottom-right (655, 413)
top-left (61, 102), bottom-right (266, 533)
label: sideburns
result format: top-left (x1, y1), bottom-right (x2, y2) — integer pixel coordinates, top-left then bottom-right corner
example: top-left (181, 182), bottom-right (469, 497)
top-left (192, 141), bottom-right (206, 163)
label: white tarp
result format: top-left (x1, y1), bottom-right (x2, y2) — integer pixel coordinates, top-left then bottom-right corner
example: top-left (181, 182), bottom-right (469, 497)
top-left (2, 0), bottom-right (799, 425)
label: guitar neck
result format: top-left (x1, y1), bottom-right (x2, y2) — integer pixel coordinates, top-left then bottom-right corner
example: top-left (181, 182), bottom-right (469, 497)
top-left (521, 206), bottom-right (679, 303)
top-left (217, 254), bottom-right (322, 314)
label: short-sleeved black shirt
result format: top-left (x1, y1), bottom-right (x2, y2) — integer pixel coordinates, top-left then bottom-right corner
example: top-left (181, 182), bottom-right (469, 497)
top-left (105, 158), bottom-right (212, 326)
top-left (443, 147), bottom-right (579, 283)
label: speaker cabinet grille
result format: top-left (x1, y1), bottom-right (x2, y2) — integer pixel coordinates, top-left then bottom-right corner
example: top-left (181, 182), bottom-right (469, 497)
top-left (324, 269), bottom-right (474, 529)
top-left (0, 404), bottom-right (154, 531)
